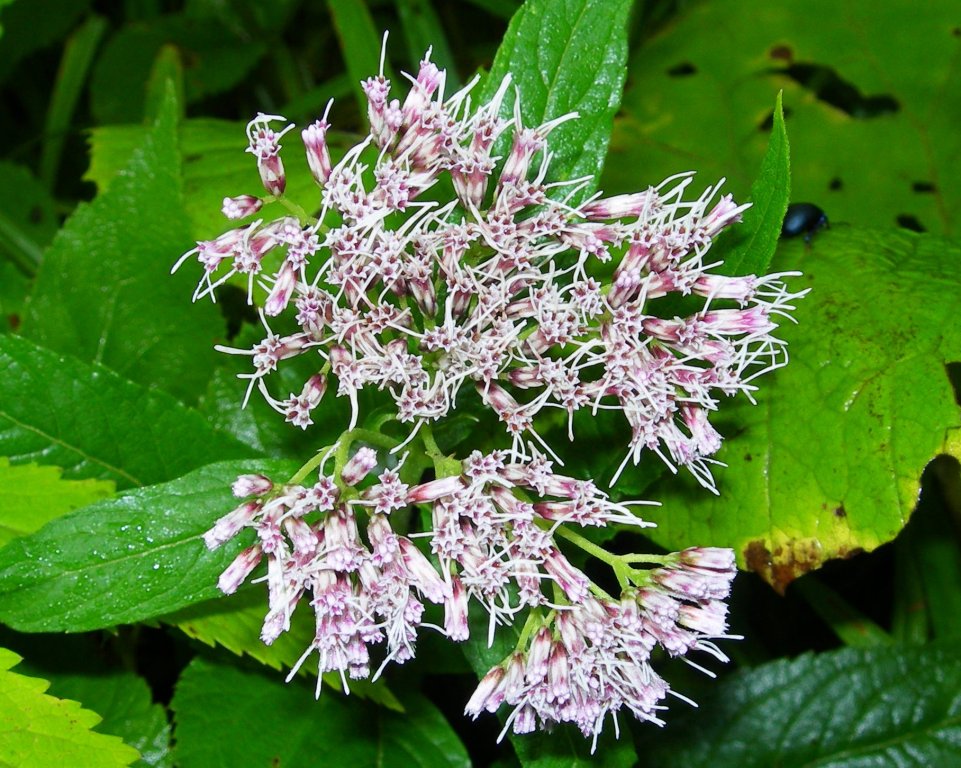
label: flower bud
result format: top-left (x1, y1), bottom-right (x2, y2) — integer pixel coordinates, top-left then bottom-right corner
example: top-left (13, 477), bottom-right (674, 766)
top-left (341, 446), bottom-right (378, 486)
top-left (222, 195), bottom-right (264, 220)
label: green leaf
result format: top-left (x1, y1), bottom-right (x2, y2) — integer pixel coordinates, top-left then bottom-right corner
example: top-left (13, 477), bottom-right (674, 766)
top-left (396, 0), bottom-right (460, 89)
top-left (0, 459), bottom-right (289, 632)
top-left (89, 15), bottom-right (267, 124)
top-left (482, 0), bottom-right (632, 204)
top-left (21, 88), bottom-right (225, 404)
top-left (172, 656), bottom-right (470, 768)
top-left (606, 0), bottom-right (961, 235)
top-left (0, 260), bottom-right (30, 334)
top-left (714, 91), bottom-right (791, 276)
top-left (0, 159), bottom-right (59, 274)
top-left (639, 642), bottom-right (961, 767)
top-left (646, 228), bottom-right (961, 591)
top-left (895, 461), bottom-right (961, 640)
top-left (9, 634), bottom-right (172, 768)
top-left (144, 44), bottom-right (185, 124)
top-left (86, 118), bottom-right (325, 242)
top-left (40, 14), bottom-right (107, 189)
top-left (0, 334), bottom-right (255, 488)
top-left (0, 0), bottom-right (91, 82)
top-left (0, 457), bottom-right (114, 547)
top-left (0, 647), bottom-right (141, 767)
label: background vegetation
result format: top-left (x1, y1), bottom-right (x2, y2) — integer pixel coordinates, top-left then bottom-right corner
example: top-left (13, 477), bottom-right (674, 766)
top-left (0, 0), bottom-right (959, 766)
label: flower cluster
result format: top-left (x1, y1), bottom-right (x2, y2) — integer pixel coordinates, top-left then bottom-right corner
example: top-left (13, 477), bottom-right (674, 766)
top-left (174, 48), bottom-right (803, 490)
top-left (467, 547), bottom-right (736, 746)
top-left (206, 448), bottom-right (653, 686)
top-left (207, 445), bottom-right (735, 743)
top-left (178, 42), bottom-right (803, 745)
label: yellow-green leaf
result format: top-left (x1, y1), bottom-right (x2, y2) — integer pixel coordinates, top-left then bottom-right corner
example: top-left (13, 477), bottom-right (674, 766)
top-left (0, 648), bottom-right (140, 767)
top-left (0, 458), bottom-right (114, 547)
top-left (647, 227), bottom-right (961, 591)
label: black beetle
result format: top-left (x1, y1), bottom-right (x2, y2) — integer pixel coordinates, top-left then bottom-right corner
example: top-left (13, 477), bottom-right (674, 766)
top-left (781, 203), bottom-right (828, 242)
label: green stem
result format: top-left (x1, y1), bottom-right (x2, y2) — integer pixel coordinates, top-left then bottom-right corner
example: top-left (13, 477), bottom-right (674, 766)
top-left (552, 525), bottom-right (620, 567)
top-left (274, 194), bottom-right (320, 227)
top-left (514, 608), bottom-right (544, 651)
top-left (619, 553), bottom-right (673, 565)
top-left (420, 423), bottom-right (462, 476)
top-left (288, 428), bottom-right (399, 485)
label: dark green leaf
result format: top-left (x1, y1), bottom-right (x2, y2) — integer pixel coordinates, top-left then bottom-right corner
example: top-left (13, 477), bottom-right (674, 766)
top-left (40, 14), bottom-right (107, 189)
top-left (165, 587), bottom-right (404, 711)
top-left (51, 671), bottom-right (171, 768)
top-left (0, 260), bottom-right (30, 333)
top-left (172, 656), bottom-right (470, 768)
top-left (0, 334), bottom-right (255, 488)
top-left (89, 15), bottom-right (267, 124)
top-left (396, 0), bottom-right (460, 89)
top-left (791, 574), bottom-right (891, 647)
top-left (0, 160), bottom-right (59, 274)
top-left (0, 0), bottom-right (91, 82)
top-left (640, 642), bottom-right (961, 767)
top-left (21, 87), bottom-right (225, 403)
top-left (463, 0), bottom-right (521, 21)
top-left (199, 322), bottom-right (350, 458)
top-left (896, 461), bottom-right (961, 640)
top-left (714, 91), bottom-right (791, 276)
top-left (0, 459), bottom-right (292, 632)
top-left (482, 0), bottom-right (632, 204)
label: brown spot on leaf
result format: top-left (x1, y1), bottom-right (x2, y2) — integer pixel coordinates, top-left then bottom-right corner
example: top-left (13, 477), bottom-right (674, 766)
top-left (743, 537), bottom-right (824, 594)
top-left (769, 44), bottom-right (793, 62)
top-left (744, 453), bottom-right (753, 462)
top-left (744, 540), bottom-right (772, 572)
top-left (7, 314), bottom-right (20, 331)
top-left (834, 504), bottom-right (847, 518)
